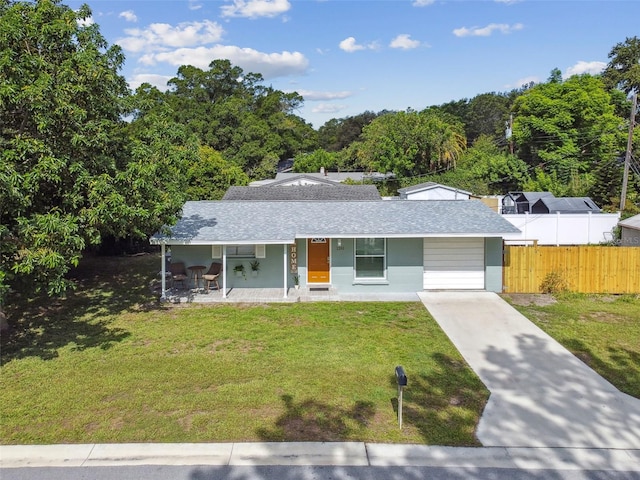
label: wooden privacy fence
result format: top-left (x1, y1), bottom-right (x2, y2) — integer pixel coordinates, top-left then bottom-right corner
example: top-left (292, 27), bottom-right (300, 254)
top-left (503, 245), bottom-right (640, 294)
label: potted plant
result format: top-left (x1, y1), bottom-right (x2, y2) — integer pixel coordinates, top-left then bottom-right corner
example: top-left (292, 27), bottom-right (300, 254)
top-left (250, 260), bottom-right (260, 277)
top-left (293, 274), bottom-right (300, 290)
top-left (234, 264), bottom-right (245, 278)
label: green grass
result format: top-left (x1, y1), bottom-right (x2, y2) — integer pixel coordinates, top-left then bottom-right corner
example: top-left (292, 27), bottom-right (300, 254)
top-left (1, 254), bottom-right (488, 445)
top-left (503, 293), bottom-right (640, 398)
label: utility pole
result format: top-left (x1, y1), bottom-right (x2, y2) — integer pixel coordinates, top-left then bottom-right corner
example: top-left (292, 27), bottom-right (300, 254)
top-left (506, 113), bottom-right (514, 155)
top-left (620, 92), bottom-right (637, 211)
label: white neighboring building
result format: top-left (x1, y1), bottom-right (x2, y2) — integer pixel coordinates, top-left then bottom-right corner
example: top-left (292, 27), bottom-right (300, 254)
top-left (397, 182), bottom-right (472, 200)
top-left (618, 214), bottom-right (640, 246)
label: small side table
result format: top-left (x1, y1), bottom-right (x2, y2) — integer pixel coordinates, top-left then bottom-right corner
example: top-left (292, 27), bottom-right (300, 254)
top-left (187, 265), bottom-right (205, 290)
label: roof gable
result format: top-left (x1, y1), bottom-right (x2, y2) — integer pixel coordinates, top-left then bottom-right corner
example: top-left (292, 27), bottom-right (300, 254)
top-left (397, 182), bottom-right (471, 196)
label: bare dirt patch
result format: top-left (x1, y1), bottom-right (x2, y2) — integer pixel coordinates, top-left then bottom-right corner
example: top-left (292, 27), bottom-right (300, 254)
top-left (501, 293), bottom-right (558, 307)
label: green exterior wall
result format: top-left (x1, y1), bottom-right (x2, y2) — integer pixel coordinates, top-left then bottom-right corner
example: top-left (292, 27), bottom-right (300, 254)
top-left (169, 236), bottom-right (502, 293)
top-left (484, 237), bottom-right (504, 292)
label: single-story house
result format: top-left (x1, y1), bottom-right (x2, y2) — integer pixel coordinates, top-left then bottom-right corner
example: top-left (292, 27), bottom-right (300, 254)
top-left (150, 200), bottom-right (520, 299)
top-left (250, 171), bottom-right (394, 186)
top-left (531, 196), bottom-right (601, 214)
top-left (397, 182), bottom-right (472, 200)
top-left (618, 214), bottom-right (640, 246)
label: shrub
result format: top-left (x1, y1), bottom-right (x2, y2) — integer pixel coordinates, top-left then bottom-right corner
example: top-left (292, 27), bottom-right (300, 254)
top-left (540, 271), bottom-right (568, 294)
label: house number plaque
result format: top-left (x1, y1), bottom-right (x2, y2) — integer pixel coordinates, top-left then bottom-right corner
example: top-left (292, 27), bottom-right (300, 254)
top-left (290, 244), bottom-right (298, 273)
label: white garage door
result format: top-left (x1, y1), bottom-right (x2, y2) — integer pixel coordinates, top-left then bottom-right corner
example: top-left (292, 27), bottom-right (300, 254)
top-left (423, 238), bottom-right (485, 290)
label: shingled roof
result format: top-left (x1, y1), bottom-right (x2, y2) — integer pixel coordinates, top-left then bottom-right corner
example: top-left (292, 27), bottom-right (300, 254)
top-left (222, 185), bottom-right (381, 201)
top-left (151, 200), bottom-right (520, 245)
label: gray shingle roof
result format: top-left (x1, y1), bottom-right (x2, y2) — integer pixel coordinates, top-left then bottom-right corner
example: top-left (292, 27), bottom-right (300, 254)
top-left (151, 200), bottom-right (520, 245)
top-left (222, 185), bottom-right (381, 201)
top-left (532, 197), bottom-right (601, 213)
top-left (618, 214), bottom-right (640, 231)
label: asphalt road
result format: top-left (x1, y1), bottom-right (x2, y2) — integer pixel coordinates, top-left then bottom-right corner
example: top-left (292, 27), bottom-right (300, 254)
top-left (3, 465), bottom-right (640, 480)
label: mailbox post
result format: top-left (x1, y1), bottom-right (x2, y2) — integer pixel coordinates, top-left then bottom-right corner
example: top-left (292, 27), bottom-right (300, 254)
top-left (395, 366), bottom-right (407, 429)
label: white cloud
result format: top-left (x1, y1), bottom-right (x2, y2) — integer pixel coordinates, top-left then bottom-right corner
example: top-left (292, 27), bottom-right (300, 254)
top-left (221, 0), bottom-right (291, 19)
top-left (188, 1), bottom-right (203, 10)
top-left (339, 37), bottom-right (379, 53)
top-left (293, 90), bottom-right (353, 101)
top-left (312, 103), bottom-right (347, 114)
top-left (412, 0), bottom-right (435, 6)
top-left (565, 60), bottom-right (606, 77)
top-left (389, 34), bottom-right (421, 50)
top-left (505, 75), bottom-right (539, 90)
top-left (495, 0), bottom-right (523, 4)
top-left (453, 23), bottom-right (523, 37)
top-left (119, 10), bottom-right (137, 23)
top-left (128, 73), bottom-right (173, 91)
top-left (77, 15), bottom-right (94, 27)
top-left (140, 45), bottom-right (309, 79)
top-left (339, 37), bottom-right (365, 53)
top-left (117, 20), bottom-right (225, 53)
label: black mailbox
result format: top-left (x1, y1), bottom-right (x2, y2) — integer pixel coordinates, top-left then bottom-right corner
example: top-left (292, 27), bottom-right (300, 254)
top-left (395, 366), bottom-right (407, 386)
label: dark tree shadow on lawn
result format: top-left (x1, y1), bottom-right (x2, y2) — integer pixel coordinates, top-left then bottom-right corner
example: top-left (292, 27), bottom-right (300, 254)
top-left (1, 254), bottom-right (168, 363)
top-left (563, 338), bottom-right (640, 399)
top-left (256, 394), bottom-right (375, 441)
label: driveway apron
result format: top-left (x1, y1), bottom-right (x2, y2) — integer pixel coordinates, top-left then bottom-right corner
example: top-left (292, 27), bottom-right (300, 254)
top-left (418, 291), bottom-right (640, 449)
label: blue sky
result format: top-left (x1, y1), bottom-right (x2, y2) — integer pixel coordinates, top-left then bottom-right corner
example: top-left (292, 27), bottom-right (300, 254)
top-left (69, 0), bottom-right (638, 128)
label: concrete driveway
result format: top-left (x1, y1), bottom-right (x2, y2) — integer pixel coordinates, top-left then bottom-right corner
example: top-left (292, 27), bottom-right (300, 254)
top-left (418, 291), bottom-right (640, 449)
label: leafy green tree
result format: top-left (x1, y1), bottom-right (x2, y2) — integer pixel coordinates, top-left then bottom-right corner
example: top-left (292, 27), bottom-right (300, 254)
top-left (356, 110), bottom-right (466, 178)
top-left (0, 1), bottom-right (193, 322)
top-left (457, 135), bottom-right (530, 194)
top-left (0, 0), bottom-right (130, 305)
top-left (163, 60), bottom-right (317, 178)
top-left (293, 149), bottom-right (340, 173)
top-left (602, 36), bottom-right (640, 95)
top-left (511, 73), bottom-right (625, 187)
top-left (317, 111), bottom-right (380, 152)
top-left (186, 146), bottom-right (249, 200)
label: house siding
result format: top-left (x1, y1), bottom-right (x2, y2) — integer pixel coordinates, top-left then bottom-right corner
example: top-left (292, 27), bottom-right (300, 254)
top-left (331, 237), bottom-right (424, 293)
top-left (484, 237), bottom-right (503, 293)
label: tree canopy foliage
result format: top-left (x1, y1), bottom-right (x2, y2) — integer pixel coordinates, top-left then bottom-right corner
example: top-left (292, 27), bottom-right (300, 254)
top-left (1, 0), bottom-right (132, 300)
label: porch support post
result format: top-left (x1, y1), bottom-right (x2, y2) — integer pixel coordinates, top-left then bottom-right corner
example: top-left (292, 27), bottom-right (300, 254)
top-left (283, 244), bottom-right (288, 298)
top-left (222, 245), bottom-right (227, 299)
top-left (160, 244), bottom-right (167, 300)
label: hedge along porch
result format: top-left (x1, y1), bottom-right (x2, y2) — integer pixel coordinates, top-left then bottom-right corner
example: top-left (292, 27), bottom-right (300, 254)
top-left (150, 200), bottom-right (520, 299)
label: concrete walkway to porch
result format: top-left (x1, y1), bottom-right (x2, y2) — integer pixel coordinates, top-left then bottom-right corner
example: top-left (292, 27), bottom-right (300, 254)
top-left (162, 287), bottom-right (421, 303)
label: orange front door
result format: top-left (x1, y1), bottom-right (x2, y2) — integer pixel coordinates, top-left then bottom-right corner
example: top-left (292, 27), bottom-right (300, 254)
top-left (307, 238), bottom-right (330, 283)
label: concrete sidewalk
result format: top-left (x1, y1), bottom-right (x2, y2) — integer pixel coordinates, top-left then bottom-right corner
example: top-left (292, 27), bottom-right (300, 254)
top-left (418, 291), bottom-right (640, 450)
top-left (2, 442), bottom-right (639, 471)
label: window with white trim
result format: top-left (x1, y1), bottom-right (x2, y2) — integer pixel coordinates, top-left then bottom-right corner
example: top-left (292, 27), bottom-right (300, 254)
top-left (354, 238), bottom-right (386, 279)
top-left (226, 245), bottom-right (256, 257)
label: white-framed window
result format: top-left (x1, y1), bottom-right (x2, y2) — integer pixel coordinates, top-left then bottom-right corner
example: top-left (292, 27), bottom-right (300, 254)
top-left (226, 245), bottom-right (256, 257)
top-left (354, 238), bottom-right (386, 279)
top-left (213, 245), bottom-right (266, 258)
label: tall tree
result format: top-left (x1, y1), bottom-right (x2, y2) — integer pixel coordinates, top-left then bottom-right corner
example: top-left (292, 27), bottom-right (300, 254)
top-left (602, 36), bottom-right (640, 95)
top-left (163, 60), bottom-right (317, 178)
top-left (511, 72), bottom-right (625, 187)
top-left (0, 0), bottom-right (129, 304)
top-left (356, 110), bottom-right (466, 178)
top-left (0, 1), bottom-right (191, 322)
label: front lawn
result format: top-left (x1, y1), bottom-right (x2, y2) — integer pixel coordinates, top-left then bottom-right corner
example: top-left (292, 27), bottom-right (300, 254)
top-left (503, 293), bottom-right (640, 398)
top-left (0, 254), bottom-right (488, 445)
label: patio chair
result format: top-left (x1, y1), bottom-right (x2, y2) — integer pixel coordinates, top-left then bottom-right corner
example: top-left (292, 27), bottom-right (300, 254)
top-left (202, 262), bottom-right (223, 291)
top-left (169, 261), bottom-right (188, 289)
